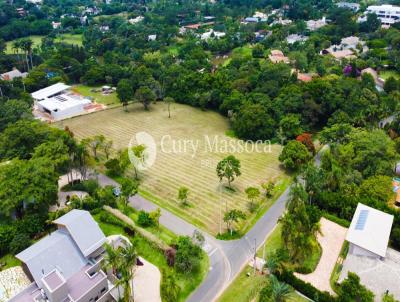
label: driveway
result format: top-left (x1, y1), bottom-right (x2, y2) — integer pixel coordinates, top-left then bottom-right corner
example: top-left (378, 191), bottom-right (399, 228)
top-left (295, 218), bottom-right (347, 295)
top-left (133, 257), bottom-right (161, 302)
top-left (339, 248), bottom-right (400, 301)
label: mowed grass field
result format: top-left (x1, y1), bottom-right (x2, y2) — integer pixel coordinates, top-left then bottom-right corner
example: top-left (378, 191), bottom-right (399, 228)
top-left (61, 103), bottom-right (287, 235)
top-left (5, 34), bottom-right (82, 54)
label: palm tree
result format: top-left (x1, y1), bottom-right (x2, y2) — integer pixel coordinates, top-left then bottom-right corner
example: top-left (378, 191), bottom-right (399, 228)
top-left (12, 40), bottom-right (22, 69)
top-left (121, 244), bottom-right (137, 301)
top-left (270, 276), bottom-right (292, 302)
top-left (120, 267), bottom-right (133, 302)
top-left (103, 244), bottom-right (122, 299)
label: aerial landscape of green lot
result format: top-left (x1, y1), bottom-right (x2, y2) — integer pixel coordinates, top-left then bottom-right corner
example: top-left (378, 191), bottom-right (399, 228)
top-left (61, 102), bottom-right (288, 235)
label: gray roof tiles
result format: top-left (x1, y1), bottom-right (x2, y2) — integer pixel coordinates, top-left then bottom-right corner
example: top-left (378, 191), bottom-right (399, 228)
top-left (53, 209), bottom-right (106, 257)
top-left (16, 230), bottom-right (87, 288)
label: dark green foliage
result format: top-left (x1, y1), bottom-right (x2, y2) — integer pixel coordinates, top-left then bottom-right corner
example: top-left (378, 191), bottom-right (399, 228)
top-left (9, 233), bottom-right (31, 254)
top-left (137, 210), bottom-right (154, 227)
top-left (174, 236), bottom-right (202, 274)
top-left (275, 270), bottom-right (335, 302)
top-left (0, 225), bottom-right (15, 255)
top-left (338, 272), bottom-right (374, 302)
top-left (279, 140), bottom-right (311, 170)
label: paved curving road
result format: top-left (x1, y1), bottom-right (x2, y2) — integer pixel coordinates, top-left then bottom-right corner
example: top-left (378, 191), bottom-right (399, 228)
top-left (94, 173), bottom-right (289, 302)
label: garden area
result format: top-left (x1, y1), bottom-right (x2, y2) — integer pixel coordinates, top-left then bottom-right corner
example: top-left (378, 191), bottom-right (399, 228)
top-left (61, 102), bottom-right (288, 236)
top-left (93, 208), bottom-right (209, 302)
top-left (71, 84), bottom-right (120, 106)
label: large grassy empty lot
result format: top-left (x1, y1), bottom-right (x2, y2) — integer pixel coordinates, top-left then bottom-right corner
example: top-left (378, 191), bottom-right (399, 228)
top-left (62, 103), bottom-right (287, 235)
top-left (5, 34), bottom-right (82, 54)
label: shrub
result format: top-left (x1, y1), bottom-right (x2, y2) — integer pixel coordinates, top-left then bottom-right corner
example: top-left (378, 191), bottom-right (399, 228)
top-left (275, 270), bottom-right (336, 302)
top-left (124, 226), bottom-right (135, 237)
top-left (137, 211), bottom-right (153, 227)
top-left (99, 212), bottom-right (126, 228)
top-left (10, 233), bottom-right (31, 254)
top-left (17, 214), bottom-right (47, 237)
top-left (175, 236), bottom-right (202, 274)
top-left (0, 225), bottom-right (16, 255)
top-left (322, 212), bottom-right (350, 228)
top-left (105, 158), bottom-right (123, 176)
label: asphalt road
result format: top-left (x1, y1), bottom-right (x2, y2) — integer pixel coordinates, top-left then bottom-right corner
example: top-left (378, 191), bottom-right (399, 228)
top-left (94, 173), bottom-right (290, 302)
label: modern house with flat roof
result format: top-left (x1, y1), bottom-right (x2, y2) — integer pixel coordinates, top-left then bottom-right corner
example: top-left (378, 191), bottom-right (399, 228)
top-left (32, 83), bottom-right (93, 121)
top-left (346, 203), bottom-right (394, 259)
top-left (358, 4), bottom-right (400, 26)
top-left (9, 210), bottom-right (117, 302)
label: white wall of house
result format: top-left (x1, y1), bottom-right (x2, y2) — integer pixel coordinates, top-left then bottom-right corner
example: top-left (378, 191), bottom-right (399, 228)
top-left (349, 243), bottom-right (381, 258)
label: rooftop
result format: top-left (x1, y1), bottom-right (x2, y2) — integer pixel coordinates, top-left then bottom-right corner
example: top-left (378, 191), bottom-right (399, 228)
top-left (53, 209), bottom-right (106, 257)
top-left (0, 69), bottom-right (28, 81)
top-left (38, 93), bottom-right (91, 112)
top-left (31, 83), bottom-right (71, 100)
top-left (16, 230), bottom-right (87, 288)
top-left (346, 203), bottom-right (394, 257)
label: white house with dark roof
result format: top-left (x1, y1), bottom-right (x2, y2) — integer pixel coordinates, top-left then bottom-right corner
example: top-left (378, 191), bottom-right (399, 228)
top-left (346, 203), bottom-right (394, 259)
top-left (10, 210), bottom-right (117, 302)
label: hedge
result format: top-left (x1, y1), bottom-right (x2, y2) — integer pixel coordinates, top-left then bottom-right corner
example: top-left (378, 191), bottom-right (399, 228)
top-left (322, 212), bottom-right (350, 228)
top-left (275, 270), bottom-right (336, 302)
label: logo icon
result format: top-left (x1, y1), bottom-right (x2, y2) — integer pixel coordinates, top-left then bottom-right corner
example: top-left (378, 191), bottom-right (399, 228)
top-left (128, 131), bottom-right (157, 171)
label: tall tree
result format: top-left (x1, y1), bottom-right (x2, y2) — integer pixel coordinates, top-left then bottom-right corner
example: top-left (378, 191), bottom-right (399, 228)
top-left (117, 79), bottom-right (134, 112)
top-left (216, 155), bottom-right (241, 189)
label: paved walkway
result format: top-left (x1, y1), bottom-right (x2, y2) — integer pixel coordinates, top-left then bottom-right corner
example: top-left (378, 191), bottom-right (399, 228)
top-left (133, 258), bottom-right (161, 302)
top-left (295, 218), bottom-right (347, 294)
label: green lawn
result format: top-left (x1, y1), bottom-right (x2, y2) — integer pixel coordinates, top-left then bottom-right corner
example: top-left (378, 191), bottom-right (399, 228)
top-left (379, 70), bottom-right (400, 80)
top-left (54, 34), bottom-right (83, 46)
top-left (0, 254), bottom-right (21, 271)
top-left (218, 224), bottom-right (310, 302)
top-left (5, 35), bottom-right (44, 54)
top-left (93, 210), bottom-right (209, 302)
top-left (61, 103), bottom-right (287, 236)
top-left (5, 34), bottom-right (83, 54)
top-left (72, 84), bottom-right (119, 105)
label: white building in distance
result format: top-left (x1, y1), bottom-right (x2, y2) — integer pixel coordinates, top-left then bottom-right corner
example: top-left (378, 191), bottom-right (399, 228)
top-left (306, 17), bottom-right (327, 31)
top-left (336, 2), bottom-right (360, 12)
top-left (32, 83), bottom-right (92, 121)
top-left (358, 4), bottom-right (400, 26)
top-left (200, 30), bottom-right (226, 40)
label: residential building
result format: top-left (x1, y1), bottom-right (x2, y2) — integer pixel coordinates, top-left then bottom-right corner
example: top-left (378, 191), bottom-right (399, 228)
top-left (99, 25), bottom-right (110, 33)
top-left (286, 34), bottom-right (308, 44)
top-left (32, 83), bottom-right (93, 121)
top-left (148, 34), bottom-right (157, 41)
top-left (358, 4), bottom-right (400, 26)
top-left (268, 50), bottom-right (290, 64)
top-left (31, 83), bottom-right (71, 101)
top-left (16, 8), bottom-right (26, 16)
top-left (346, 203), bottom-right (394, 259)
top-left (128, 16), bottom-right (144, 24)
top-left (26, 0), bottom-right (42, 4)
top-left (321, 36), bottom-right (367, 60)
top-left (0, 68), bottom-right (28, 81)
top-left (52, 21), bottom-right (61, 29)
top-left (9, 210), bottom-right (117, 302)
top-left (200, 30), bottom-right (225, 40)
top-left (336, 2), bottom-right (360, 12)
top-left (306, 17), bottom-right (327, 31)
top-left (271, 18), bottom-right (292, 26)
